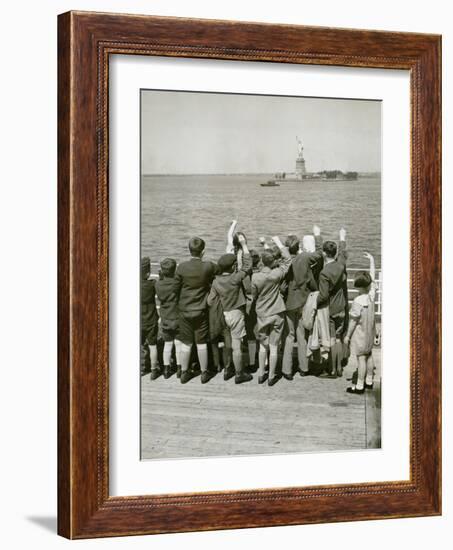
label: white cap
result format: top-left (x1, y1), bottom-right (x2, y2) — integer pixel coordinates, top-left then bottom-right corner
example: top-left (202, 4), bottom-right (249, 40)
top-left (302, 235), bottom-right (316, 253)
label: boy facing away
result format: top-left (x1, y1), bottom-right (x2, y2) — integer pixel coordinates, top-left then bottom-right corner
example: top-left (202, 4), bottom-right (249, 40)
top-left (252, 236), bottom-right (292, 386)
top-left (155, 258), bottom-right (182, 380)
top-left (174, 237), bottom-right (216, 384)
top-left (281, 226), bottom-right (323, 379)
top-left (207, 234), bottom-right (253, 384)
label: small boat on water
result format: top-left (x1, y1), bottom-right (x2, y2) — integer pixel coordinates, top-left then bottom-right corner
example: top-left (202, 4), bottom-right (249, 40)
top-left (260, 180), bottom-right (280, 187)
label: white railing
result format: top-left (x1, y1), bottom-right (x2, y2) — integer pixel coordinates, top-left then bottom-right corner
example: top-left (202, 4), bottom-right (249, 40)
top-left (347, 268), bottom-right (382, 318)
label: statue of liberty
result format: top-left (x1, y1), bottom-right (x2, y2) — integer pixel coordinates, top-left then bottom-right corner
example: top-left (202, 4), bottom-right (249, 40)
top-left (296, 136), bottom-right (304, 158)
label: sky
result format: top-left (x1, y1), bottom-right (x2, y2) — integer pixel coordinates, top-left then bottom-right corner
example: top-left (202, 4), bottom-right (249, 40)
top-left (141, 90), bottom-right (381, 174)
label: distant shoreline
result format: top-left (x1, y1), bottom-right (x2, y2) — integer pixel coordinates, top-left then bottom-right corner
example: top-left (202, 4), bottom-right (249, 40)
top-left (143, 172), bottom-right (382, 178)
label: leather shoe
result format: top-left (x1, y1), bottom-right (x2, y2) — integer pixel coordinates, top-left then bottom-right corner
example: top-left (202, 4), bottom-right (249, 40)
top-left (163, 365), bottom-right (171, 379)
top-left (180, 371), bottom-right (191, 384)
top-left (150, 369), bottom-right (160, 380)
top-left (235, 372), bottom-right (253, 384)
top-left (268, 377), bottom-right (279, 387)
top-left (346, 386), bottom-right (364, 395)
top-left (224, 368), bottom-right (235, 381)
top-left (258, 374), bottom-right (268, 384)
top-left (282, 372), bottom-right (293, 381)
top-left (201, 371), bottom-right (214, 384)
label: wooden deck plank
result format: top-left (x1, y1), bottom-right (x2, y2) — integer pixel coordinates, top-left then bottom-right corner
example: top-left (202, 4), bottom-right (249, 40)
top-left (141, 349), bottom-right (381, 459)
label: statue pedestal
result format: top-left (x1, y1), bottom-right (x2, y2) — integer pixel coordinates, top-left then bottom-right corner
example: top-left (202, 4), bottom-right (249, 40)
top-left (295, 156), bottom-right (306, 179)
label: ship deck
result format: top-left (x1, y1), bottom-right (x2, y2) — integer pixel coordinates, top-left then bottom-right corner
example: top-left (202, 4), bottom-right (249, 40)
top-left (140, 348), bottom-right (381, 460)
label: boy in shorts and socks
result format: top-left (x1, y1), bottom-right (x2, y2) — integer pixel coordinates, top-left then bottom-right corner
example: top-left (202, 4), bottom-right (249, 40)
top-left (141, 257), bottom-right (159, 380)
top-left (252, 236), bottom-right (292, 386)
top-left (207, 234), bottom-right (253, 384)
top-left (155, 258), bottom-right (182, 379)
top-left (174, 237), bottom-right (216, 384)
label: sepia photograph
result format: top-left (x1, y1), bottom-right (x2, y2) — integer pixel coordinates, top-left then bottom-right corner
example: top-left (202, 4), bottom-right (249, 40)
top-left (140, 89), bottom-right (382, 460)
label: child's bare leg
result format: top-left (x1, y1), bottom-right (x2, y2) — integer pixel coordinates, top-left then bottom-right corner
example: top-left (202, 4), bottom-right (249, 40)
top-left (356, 355), bottom-right (367, 390)
top-left (258, 343), bottom-right (268, 378)
top-left (366, 354), bottom-right (375, 386)
top-left (218, 330), bottom-right (232, 379)
top-left (231, 338), bottom-right (243, 374)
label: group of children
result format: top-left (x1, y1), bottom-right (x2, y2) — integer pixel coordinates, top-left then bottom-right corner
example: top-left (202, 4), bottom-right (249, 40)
top-left (141, 221), bottom-right (378, 393)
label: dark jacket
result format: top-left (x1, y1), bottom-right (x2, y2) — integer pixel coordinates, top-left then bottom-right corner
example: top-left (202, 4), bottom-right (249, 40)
top-left (141, 278), bottom-right (158, 328)
top-left (283, 235), bottom-right (323, 311)
top-left (207, 253), bottom-right (252, 312)
top-left (316, 240), bottom-right (348, 317)
top-left (310, 235), bottom-right (324, 283)
top-left (174, 257), bottom-right (216, 313)
top-left (155, 278), bottom-right (178, 321)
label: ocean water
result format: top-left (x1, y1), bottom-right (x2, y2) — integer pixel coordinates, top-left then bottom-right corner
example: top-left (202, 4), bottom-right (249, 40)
top-left (141, 175), bottom-right (381, 270)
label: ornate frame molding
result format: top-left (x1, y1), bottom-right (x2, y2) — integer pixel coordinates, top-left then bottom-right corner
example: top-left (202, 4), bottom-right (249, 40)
top-left (58, 11), bottom-right (441, 538)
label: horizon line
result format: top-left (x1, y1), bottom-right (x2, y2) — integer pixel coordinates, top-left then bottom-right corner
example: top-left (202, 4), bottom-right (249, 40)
top-left (142, 171), bottom-right (382, 177)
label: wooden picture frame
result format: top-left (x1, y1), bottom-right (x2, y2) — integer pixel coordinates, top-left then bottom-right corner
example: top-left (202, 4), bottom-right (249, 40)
top-left (58, 11), bottom-right (441, 539)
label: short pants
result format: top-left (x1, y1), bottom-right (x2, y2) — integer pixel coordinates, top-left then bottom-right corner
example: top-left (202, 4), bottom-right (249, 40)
top-left (141, 323), bottom-right (158, 346)
top-left (178, 310), bottom-right (209, 345)
top-left (223, 308), bottom-right (246, 340)
top-left (160, 317), bottom-right (179, 342)
top-left (254, 312), bottom-right (285, 346)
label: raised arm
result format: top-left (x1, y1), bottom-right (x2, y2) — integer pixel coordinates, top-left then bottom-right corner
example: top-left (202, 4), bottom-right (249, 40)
top-left (236, 248), bottom-right (243, 270)
top-left (313, 225), bottom-right (323, 253)
top-left (364, 251), bottom-right (377, 302)
top-left (337, 227), bottom-right (347, 266)
top-left (344, 316), bottom-right (358, 345)
top-left (308, 224), bottom-right (324, 266)
top-left (231, 234), bottom-right (252, 283)
top-left (270, 236), bottom-right (291, 281)
top-left (364, 251), bottom-right (375, 281)
top-left (226, 220), bottom-right (238, 253)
